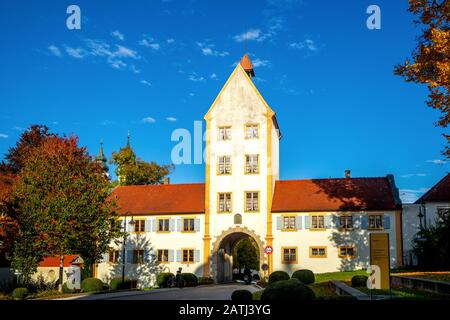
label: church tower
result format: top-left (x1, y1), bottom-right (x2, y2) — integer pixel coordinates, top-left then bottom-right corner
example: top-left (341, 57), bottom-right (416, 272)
top-left (96, 140), bottom-right (109, 177)
top-left (203, 55), bottom-right (281, 280)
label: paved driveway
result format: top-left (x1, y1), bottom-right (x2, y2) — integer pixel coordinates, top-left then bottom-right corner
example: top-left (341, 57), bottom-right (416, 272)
top-left (61, 284), bottom-right (260, 300)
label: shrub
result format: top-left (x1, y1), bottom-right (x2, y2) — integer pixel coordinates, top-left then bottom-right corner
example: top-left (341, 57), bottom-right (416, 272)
top-left (292, 269), bottom-right (315, 285)
top-left (156, 273), bottom-right (174, 288)
top-left (252, 290), bottom-right (264, 300)
top-left (62, 282), bottom-right (76, 294)
top-left (253, 274), bottom-right (260, 281)
top-left (81, 278), bottom-right (104, 292)
top-left (198, 277), bottom-right (214, 285)
top-left (110, 277), bottom-right (132, 290)
top-left (268, 271), bottom-right (290, 284)
top-left (181, 273), bottom-right (198, 287)
top-left (351, 275), bottom-right (368, 287)
top-left (12, 287), bottom-right (29, 300)
top-left (261, 279), bottom-right (315, 301)
top-left (231, 289), bottom-right (253, 301)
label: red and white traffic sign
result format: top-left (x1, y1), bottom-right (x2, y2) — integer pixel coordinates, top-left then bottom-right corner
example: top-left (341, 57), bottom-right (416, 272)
top-left (264, 245), bottom-right (273, 255)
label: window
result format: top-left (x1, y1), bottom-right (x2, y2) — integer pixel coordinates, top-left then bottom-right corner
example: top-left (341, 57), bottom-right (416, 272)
top-left (217, 156), bottom-right (231, 175)
top-left (369, 214), bottom-right (383, 229)
top-left (245, 124), bottom-right (259, 139)
top-left (282, 216), bottom-right (296, 230)
top-left (133, 250), bottom-right (144, 264)
top-left (158, 219), bottom-right (170, 232)
top-left (339, 215), bottom-right (353, 229)
top-left (282, 247), bottom-right (297, 264)
top-left (311, 214), bottom-right (325, 229)
top-left (437, 207), bottom-right (450, 220)
top-left (157, 249), bottom-right (169, 263)
top-left (245, 154), bottom-right (259, 174)
top-left (182, 249), bottom-right (194, 263)
top-left (218, 193), bottom-right (232, 213)
top-left (183, 218), bottom-right (195, 232)
top-left (339, 246), bottom-right (356, 258)
top-left (218, 126), bottom-right (231, 141)
top-left (310, 247), bottom-right (327, 258)
top-left (245, 192), bottom-right (259, 212)
top-left (109, 250), bottom-right (119, 264)
top-left (133, 219), bottom-right (145, 233)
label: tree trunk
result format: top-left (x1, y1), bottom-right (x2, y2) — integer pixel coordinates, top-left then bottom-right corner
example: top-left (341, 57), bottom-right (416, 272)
top-left (58, 253), bottom-right (64, 292)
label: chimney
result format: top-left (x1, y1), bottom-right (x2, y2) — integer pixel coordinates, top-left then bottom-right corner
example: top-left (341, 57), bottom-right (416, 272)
top-left (345, 170), bottom-right (351, 179)
top-left (163, 177), bottom-right (170, 185)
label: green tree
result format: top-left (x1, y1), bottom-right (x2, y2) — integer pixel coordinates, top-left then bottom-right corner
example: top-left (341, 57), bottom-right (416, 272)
top-left (11, 135), bottom-right (121, 287)
top-left (413, 212), bottom-right (450, 270)
top-left (233, 238), bottom-right (259, 270)
top-left (110, 142), bottom-right (173, 185)
top-left (395, 0), bottom-right (450, 157)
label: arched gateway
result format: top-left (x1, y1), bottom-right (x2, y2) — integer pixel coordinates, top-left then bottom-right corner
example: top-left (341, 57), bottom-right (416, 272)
top-left (211, 227), bottom-right (266, 283)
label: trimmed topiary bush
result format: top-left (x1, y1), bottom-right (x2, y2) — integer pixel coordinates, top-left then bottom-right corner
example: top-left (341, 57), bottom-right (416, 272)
top-left (198, 277), bottom-right (214, 285)
top-left (261, 278), bottom-right (315, 301)
top-left (231, 289), bottom-right (253, 301)
top-left (292, 269), bottom-right (315, 285)
top-left (81, 278), bottom-right (104, 292)
top-left (110, 277), bottom-right (132, 290)
top-left (181, 273), bottom-right (198, 287)
top-left (157, 272), bottom-right (174, 288)
top-left (62, 282), bottom-right (76, 294)
top-left (351, 275), bottom-right (368, 287)
top-left (12, 287), bottom-right (29, 300)
top-left (268, 271), bottom-right (290, 284)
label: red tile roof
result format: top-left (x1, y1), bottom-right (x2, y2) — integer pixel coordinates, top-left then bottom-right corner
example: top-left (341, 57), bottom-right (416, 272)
top-left (415, 173), bottom-right (450, 203)
top-left (271, 177), bottom-right (399, 212)
top-left (111, 183), bottom-right (205, 215)
top-left (39, 255), bottom-right (80, 267)
top-left (240, 54), bottom-right (255, 77)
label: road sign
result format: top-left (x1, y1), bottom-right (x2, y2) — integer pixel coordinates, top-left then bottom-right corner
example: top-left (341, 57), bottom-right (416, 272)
top-left (264, 245), bottom-right (273, 255)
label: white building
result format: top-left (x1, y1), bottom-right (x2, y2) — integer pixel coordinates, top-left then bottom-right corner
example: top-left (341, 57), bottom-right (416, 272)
top-left (95, 55), bottom-right (404, 287)
top-left (402, 173), bottom-right (450, 266)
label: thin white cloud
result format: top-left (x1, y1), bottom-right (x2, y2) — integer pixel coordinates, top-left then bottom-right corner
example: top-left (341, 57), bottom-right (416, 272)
top-left (233, 29), bottom-right (262, 42)
top-left (131, 65), bottom-right (141, 74)
top-left (140, 80), bottom-right (152, 86)
top-left (188, 73), bottom-right (205, 82)
top-left (142, 117), bottom-right (156, 124)
top-left (189, 93), bottom-right (195, 97)
top-left (290, 39), bottom-right (318, 51)
top-left (252, 58), bottom-right (270, 67)
top-left (48, 45), bottom-right (62, 57)
top-left (196, 42), bottom-right (229, 57)
top-left (426, 159), bottom-right (447, 165)
top-left (399, 188), bottom-right (429, 204)
top-left (65, 46), bottom-right (87, 59)
top-left (13, 126), bottom-right (25, 131)
top-left (139, 36), bottom-right (160, 50)
top-left (0, 133), bottom-right (8, 139)
top-left (111, 30), bottom-right (124, 41)
top-left (100, 120), bottom-right (115, 126)
top-left (400, 173), bottom-right (427, 178)
top-left (210, 73), bottom-right (218, 80)
top-left (167, 38), bottom-right (175, 44)
top-left (166, 117), bottom-right (177, 122)
top-left (114, 45), bottom-right (139, 58)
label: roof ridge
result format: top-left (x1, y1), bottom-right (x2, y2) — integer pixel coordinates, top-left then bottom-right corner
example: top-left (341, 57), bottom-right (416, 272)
top-left (415, 173), bottom-right (450, 204)
top-left (276, 177), bottom-right (388, 182)
top-left (116, 182), bottom-right (205, 188)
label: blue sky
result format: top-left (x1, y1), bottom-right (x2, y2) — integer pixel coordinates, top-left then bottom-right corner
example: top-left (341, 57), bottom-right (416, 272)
top-left (0, 0), bottom-right (448, 203)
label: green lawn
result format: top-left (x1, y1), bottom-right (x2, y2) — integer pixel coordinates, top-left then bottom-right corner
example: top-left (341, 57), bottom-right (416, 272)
top-left (356, 286), bottom-right (450, 300)
top-left (315, 270), bottom-right (368, 283)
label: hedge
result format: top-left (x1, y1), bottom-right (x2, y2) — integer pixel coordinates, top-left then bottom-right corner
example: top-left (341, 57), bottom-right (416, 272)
top-left (351, 275), bottom-right (368, 287)
top-left (231, 290), bottom-right (253, 301)
top-left (181, 273), bottom-right (198, 287)
top-left (292, 269), bottom-right (315, 285)
top-left (110, 277), bottom-right (132, 290)
top-left (157, 273), bottom-right (174, 288)
top-left (268, 271), bottom-right (290, 284)
top-left (261, 278), bottom-right (315, 301)
top-left (198, 277), bottom-right (214, 285)
top-left (12, 287), bottom-right (29, 300)
top-left (81, 278), bottom-right (104, 292)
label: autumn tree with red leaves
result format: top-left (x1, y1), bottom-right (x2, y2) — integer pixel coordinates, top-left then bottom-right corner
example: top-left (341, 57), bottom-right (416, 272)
top-left (10, 134), bottom-right (121, 286)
